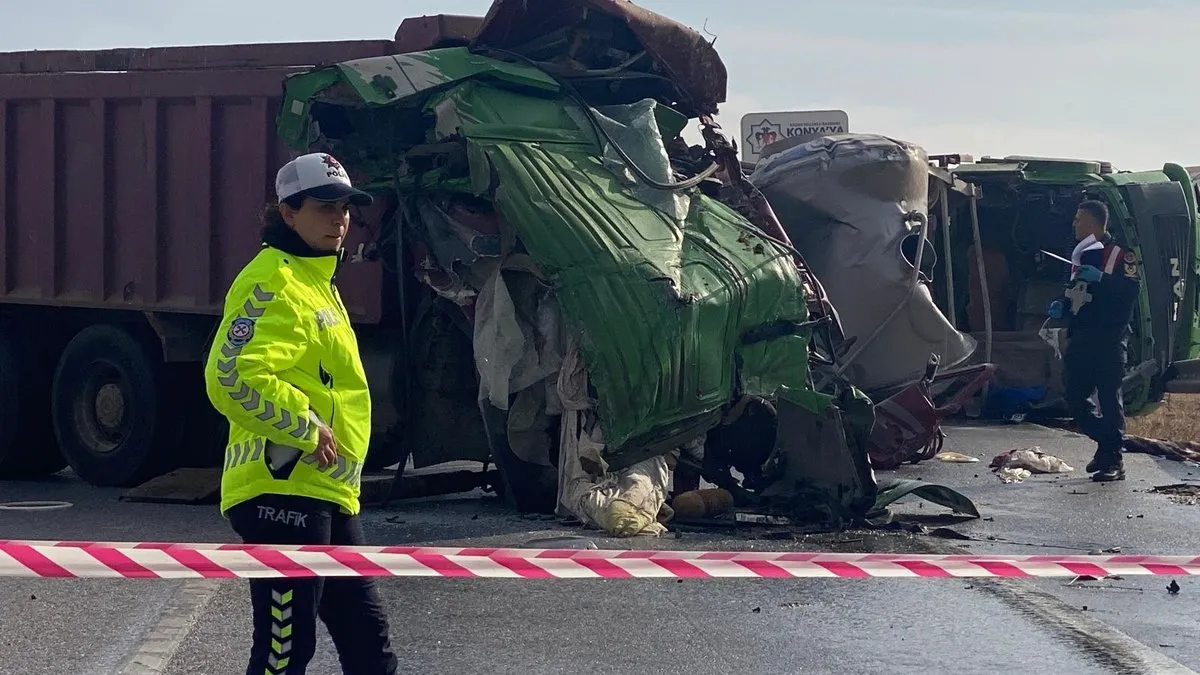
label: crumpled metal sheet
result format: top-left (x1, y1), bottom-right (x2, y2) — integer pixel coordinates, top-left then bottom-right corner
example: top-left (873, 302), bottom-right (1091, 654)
top-left (446, 85), bottom-right (810, 465)
top-left (872, 478), bottom-right (980, 518)
top-left (470, 0), bottom-right (727, 116)
top-left (752, 134), bottom-right (977, 392)
top-left (759, 385), bottom-right (878, 528)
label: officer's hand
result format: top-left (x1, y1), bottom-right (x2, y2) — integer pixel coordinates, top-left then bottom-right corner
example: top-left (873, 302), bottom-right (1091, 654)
top-left (1047, 300), bottom-right (1065, 319)
top-left (315, 425), bottom-right (338, 469)
top-left (1073, 265), bottom-right (1102, 283)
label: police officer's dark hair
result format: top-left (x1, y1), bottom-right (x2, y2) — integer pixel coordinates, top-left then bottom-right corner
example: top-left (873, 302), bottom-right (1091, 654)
top-left (1077, 199), bottom-right (1109, 230)
top-left (260, 194), bottom-right (308, 240)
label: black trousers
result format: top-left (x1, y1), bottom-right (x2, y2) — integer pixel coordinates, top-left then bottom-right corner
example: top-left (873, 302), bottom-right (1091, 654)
top-left (1062, 342), bottom-right (1126, 467)
top-left (227, 494), bottom-right (399, 675)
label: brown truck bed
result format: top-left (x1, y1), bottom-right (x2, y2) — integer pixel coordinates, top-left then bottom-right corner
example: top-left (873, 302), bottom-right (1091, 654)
top-left (0, 39), bottom-right (394, 321)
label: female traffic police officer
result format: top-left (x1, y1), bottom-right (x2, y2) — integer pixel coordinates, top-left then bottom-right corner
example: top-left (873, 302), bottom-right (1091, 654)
top-left (204, 152), bottom-right (399, 675)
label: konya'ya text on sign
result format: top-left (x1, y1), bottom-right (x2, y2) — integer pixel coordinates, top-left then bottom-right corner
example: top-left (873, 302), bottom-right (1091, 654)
top-left (740, 110), bottom-right (850, 163)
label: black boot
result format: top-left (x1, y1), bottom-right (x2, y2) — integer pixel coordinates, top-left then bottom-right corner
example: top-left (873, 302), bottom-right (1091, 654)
top-left (1088, 441), bottom-right (1124, 475)
top-left (1091, 460), bottom-right (1125, 482)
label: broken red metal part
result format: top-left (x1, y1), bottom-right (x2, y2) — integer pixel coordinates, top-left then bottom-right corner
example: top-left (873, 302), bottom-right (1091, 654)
top-left (394, 15), bottom-right (485, 53)
top-left (470, 0), bottom-right (727, 117)
top-left (866, 362), bottom-right (997, 470)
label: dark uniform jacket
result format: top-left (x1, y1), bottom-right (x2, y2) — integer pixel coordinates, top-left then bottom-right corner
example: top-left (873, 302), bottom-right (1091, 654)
top-left (1061, 236), bottom-right (1140, 351)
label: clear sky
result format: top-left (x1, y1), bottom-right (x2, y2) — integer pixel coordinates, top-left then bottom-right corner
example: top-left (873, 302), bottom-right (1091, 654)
top-left (4, 0), bottom-right (1194, 170)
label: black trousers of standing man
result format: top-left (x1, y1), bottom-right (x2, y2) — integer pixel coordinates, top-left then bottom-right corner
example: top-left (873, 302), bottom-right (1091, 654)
top-left (227, 494), bottom-right (399, 675)
top-left (1062, 340), bottom-right (1126, 470)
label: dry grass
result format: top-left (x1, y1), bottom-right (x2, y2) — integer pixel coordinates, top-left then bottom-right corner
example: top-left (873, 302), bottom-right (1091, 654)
top-left (1127, 393), bottom-right (1200, 441)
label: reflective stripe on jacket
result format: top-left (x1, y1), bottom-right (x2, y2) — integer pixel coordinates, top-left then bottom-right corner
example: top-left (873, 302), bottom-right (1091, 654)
top-left (204, 243), bottom-right (372, 516)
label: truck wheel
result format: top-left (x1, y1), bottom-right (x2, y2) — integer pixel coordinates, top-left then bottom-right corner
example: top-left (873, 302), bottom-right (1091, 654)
top-left (50, 325), bottom-right (181, 487)
top-left (0, 327), bottom-right (67, 478)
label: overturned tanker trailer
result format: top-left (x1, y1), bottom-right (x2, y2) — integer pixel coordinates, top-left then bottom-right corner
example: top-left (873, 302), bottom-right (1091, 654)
top-left (751, 134), bottom-right (997, 468)
top-left (272, 0), bottom-right (929, 533)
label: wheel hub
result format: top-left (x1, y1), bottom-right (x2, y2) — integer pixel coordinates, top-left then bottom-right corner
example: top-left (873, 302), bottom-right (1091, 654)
top-left (72, 365), bottom-right (129, 456)
top-left (94, 383), bottom-right (125, 430)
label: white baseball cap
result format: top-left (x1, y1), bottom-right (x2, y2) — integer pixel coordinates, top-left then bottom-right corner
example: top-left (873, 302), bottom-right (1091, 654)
top-left (275, 152), bottom-right (373, 207)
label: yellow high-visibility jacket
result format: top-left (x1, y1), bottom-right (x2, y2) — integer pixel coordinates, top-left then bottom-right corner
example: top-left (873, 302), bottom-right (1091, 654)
top-left (204, 245), bottom-right (371, 516)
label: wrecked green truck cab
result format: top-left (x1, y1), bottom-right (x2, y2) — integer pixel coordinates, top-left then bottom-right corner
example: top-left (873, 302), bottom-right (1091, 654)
top-left (276, 46), bottom-right (817, 512)
top-left (933, 155), bottom-right (1200, 417)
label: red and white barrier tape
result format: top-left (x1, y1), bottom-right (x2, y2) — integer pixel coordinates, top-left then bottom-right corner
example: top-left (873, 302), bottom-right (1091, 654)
top-left (2, 540), bottom-right (1198, 580)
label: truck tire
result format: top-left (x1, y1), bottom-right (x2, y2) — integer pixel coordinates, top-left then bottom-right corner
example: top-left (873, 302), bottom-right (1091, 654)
top-left (50, 325), bottom-right (181, 487)
top-left (0, 326), bottom-right (67, 478)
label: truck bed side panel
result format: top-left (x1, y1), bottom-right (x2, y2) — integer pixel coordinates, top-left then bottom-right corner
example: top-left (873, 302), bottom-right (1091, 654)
top-left (0, 65), bottom-right (384, 322)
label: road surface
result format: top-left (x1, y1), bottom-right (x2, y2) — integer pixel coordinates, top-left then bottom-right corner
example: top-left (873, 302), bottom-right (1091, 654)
top-left (0, 422), bottom-right (1196, 674)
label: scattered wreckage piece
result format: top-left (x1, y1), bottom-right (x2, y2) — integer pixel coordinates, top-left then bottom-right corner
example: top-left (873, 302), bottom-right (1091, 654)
top-left (754, 386), bottom-right (879, 529)
top-left (1123, 434), bottom-right (1200, 464)
top-left (865, 355), bottom-right (996, 470)
top-left (989, 446), bottom-right (1074, 483)
top-left (935, 451), bottom-right (980, 463)
top-left (469, 0), bottom-right (728, 118)
top-left (997, 467), bottom-right (1032, 484)
top-left (684, 383), bottom-right (979, 531)
top-left (1148, 484), bottom-right (1200, 506)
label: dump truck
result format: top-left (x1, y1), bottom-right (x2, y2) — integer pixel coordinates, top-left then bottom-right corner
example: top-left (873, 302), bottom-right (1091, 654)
top-left (0, 35), bottom-right (400, 486)
top-left (0, 2), bottom-right (853, 518)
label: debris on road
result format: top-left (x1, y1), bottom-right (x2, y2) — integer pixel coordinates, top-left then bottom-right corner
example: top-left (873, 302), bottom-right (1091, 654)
top-left (519, 536), bottom-right (598, 550)
top-left (1168, 580), bottom-right (1181, 595)
top-left (997, 467), bottom-right (1033, 484)
top-left (927, 527), bottom-right (972, 540)
top-left (990, 447), bottom-right (1074, 474)
top-left (1124, 435), bottom-right (1200, 464)
top-left (936, 451), bottom-right (980, 463)
top-left (1148, 484), bottom-right (1200, 506)
top-left (1068, 574), bottom-right (1125, 585)
top-left (872, 478), bottom-right (980, 518)
top-left (671, 488), bottom-right (735, 520)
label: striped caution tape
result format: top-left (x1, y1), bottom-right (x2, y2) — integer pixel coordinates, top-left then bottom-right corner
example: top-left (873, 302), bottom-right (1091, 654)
top-left (2, 540), bottom-right (1199, 580)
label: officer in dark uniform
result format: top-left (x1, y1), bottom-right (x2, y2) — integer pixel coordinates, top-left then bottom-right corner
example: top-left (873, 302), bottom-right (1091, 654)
top-left (1047, 199), bottom-right (1140, 482)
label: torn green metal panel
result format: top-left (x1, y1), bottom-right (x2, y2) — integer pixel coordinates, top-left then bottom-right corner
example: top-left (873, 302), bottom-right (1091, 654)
top-left (467, 84), bottom-right (811, 454)
top-left (277, 47), bottom-right (561, 149)
top-left (652, 104), bottom-right (688, 140)
top-left (423, 80), bottom-right (593, 146)
top-left (277, 69), bottom-right (345, 150)
top-left (872, 478), bottom-right (980, 518)
top-left (336, 48), bottom-right (559, 105)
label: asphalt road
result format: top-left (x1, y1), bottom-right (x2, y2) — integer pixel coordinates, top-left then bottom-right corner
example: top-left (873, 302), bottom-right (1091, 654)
top-left (886, 422), bottom-right (1200, 670)
top-left (0, 422), bottom-right (1197, 674)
